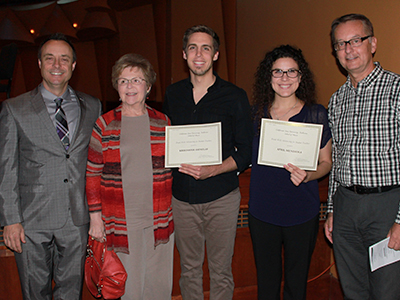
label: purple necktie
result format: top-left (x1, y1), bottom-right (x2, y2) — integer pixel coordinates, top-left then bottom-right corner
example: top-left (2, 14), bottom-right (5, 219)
top-left (54, 98), bottom-right (70, 149)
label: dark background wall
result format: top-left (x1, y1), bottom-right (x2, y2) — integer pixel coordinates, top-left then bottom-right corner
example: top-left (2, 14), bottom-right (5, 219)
top-left (2, 0), bottom-right (399, 111)
top-left (236, 0), bottom-right (400, 108)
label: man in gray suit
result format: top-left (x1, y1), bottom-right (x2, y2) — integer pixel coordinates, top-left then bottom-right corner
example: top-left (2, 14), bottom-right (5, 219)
top-left (0, 33), bottom-right (101, 300)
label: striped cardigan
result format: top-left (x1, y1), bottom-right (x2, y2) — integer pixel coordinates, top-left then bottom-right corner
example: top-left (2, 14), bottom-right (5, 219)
top-left (86, 105), bottom-right (174, 253)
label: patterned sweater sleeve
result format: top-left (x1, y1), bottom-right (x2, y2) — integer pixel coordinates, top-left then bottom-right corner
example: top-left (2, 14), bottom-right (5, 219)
top-left (86, 117), bottom-right (104, 212)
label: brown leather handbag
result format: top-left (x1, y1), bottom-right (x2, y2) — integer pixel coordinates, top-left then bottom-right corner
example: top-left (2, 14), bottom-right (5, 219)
top-left (85, 238), bottom-right (128, 299)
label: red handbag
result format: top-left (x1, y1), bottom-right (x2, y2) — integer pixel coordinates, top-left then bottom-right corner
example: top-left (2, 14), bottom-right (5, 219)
top-left (85, 237), bottom-right (128, 299)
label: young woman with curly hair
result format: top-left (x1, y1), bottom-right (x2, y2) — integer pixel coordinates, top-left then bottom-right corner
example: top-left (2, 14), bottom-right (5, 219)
top-left (249, 45), bottom-right (332, 300)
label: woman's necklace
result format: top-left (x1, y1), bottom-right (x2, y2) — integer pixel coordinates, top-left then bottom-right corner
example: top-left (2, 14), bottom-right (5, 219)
top-left (271, 99), bottom-right (299, 120)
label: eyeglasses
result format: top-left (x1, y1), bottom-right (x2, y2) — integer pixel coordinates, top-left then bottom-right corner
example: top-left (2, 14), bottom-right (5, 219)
top-left (271, 69), bottom-right (301, 78)
top-left (333, 35), bottom-right (371, 51)
top-left (116, 77), bottom-right (147, 86)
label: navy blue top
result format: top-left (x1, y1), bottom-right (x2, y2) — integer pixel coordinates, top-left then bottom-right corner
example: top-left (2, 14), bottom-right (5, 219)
top-left (249, 104), bottom-right (331, 226)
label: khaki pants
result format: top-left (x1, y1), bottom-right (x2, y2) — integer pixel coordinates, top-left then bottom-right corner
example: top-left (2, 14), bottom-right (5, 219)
top-left (172, 188), bottom-right (241, 300)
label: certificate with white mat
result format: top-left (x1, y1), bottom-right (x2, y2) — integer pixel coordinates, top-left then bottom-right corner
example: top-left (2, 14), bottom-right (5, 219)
top-left (165, 122), bottom-right (222, 168)
top-left (257, 119), bottom-right (322, 171)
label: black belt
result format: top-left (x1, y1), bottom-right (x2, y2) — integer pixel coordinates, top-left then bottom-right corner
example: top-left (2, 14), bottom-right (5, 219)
top-left (344, 185), bottom-right (399, 194)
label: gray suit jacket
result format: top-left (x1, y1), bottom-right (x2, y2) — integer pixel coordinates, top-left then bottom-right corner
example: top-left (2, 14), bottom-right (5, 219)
top-left (0, 86), bottom-right (102, 230)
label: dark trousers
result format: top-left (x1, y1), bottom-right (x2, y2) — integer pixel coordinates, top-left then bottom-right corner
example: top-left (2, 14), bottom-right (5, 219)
top-left (249, 213), bottom-right (319, 300)
top-left (332, 186), bottom-right (400, 300)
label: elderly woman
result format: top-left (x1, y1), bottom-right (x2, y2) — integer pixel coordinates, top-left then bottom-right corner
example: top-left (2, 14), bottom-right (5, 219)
top-left (249, 45), bottom-right (332, 300)
top-left (86, 53), bottom-right (174, 300)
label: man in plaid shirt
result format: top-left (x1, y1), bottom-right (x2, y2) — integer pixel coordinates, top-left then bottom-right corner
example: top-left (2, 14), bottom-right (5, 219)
top-left (324, 13), bottom-right (400, 300)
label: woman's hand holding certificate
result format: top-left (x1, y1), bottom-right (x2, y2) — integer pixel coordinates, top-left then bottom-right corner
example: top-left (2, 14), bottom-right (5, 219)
top-left (257, 119), bottom-right (323, 171)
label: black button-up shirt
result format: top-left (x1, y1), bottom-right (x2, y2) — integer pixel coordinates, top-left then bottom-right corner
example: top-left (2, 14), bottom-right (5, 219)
top-left (163, 74), bottom-right (253, 204)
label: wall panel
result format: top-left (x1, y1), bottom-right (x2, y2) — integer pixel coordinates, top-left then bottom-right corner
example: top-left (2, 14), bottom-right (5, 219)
top-left (237, 0), bottom-right (400, 107)
top-left (170, 0), bottom-right (228, 84)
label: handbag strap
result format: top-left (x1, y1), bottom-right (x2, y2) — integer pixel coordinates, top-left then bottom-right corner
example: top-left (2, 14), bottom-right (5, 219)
top-left (86, 238), bottom-right (107, 263)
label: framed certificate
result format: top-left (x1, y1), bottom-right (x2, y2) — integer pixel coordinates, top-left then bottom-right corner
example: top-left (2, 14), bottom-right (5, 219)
top-left (257, 119), bottom-right (323, 171)
top-left (165, 122), bottom-right (222, 168)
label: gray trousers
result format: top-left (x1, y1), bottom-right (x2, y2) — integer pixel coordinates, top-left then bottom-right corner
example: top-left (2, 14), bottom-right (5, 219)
top-left (332, 186), bottom-right (400, 300)
top-left (172, 188), bottom-right (241, 300)
top-left (14, 213), bottom-right (88, 300)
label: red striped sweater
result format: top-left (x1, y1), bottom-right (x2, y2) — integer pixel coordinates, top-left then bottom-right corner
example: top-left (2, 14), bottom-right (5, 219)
top-left (86, 105), bottom-right (174, 253)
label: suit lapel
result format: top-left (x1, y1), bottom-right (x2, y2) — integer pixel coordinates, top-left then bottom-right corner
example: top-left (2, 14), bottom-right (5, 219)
top-left (69, 90), bottom-right (86, 149)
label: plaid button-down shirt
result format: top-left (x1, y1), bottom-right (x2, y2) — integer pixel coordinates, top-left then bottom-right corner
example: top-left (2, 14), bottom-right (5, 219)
top-left (328, 63), bottom-right (400, 223)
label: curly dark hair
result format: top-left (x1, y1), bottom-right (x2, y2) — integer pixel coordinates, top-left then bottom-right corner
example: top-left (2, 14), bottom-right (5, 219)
top-left (252, 45), bottom-right (316, 131)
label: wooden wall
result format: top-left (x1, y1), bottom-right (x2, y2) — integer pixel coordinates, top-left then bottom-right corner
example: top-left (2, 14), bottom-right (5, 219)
top-left (0, 0), bottom-right (235, 112)
top-left (236, 0), bottom-right (400, 107)
top-left (3, 0), bottom-right (399, 110)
